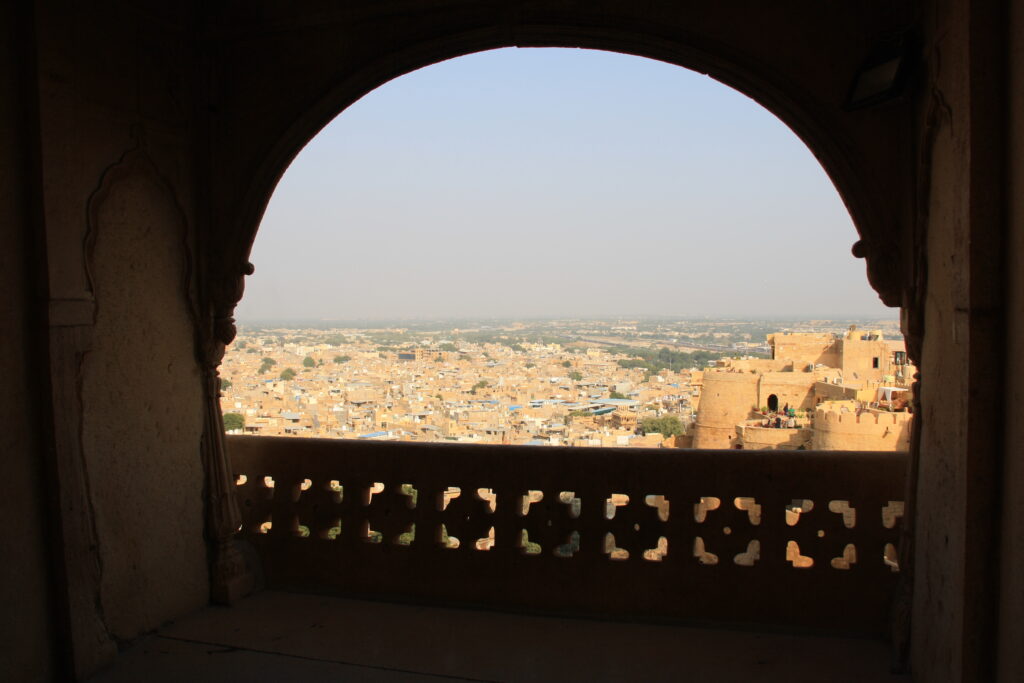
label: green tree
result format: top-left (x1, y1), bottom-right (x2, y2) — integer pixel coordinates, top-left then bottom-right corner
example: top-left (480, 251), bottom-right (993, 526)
top-left (562, 360), bottom-right (572, 368)
top-left (438, 342), bottom-right (458, 352)
top-left (612, 345), bottom-right (728, 374)
top-left (222, 412), bottom-right (244, 432)
top-left (258, 357), bottom-right (277, 374)
top-left (525, 362), bottom-right (536, 369)
top-left (303, 356), bottom-right (315, 368)
top-left (568, 370), bottom-right (583, 381)
top-left (334, 355), bottom-right (351, 363)
top-left (280, 368), bottom-right (296, 381)
top-left (641, 415), bottom-right (685, 437)
top-left (220, 378), bottom-right (232, 391)
top-left (609, 390), bottom-right (628, 399)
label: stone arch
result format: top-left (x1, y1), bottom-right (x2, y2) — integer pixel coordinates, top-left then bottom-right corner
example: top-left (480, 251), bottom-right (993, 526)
top-left (190, 10), bottom-right (931, 666)
top-left (212, 20), bottom-right (909, 315)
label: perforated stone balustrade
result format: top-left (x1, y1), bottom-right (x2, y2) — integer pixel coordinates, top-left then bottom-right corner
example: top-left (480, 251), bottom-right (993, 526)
top-left (227, 435), bottom-right (907, 636)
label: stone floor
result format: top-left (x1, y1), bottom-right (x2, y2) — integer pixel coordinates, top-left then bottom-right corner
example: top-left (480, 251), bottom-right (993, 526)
top-left (90, 591), bottom-right (910, 682)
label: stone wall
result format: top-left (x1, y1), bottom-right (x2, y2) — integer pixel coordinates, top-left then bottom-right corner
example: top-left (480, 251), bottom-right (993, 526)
top-left (736, 425), bottom-right (813, 450)
top-left (27, 4), bottom-right (212, 674)
top-left (813, 381), bottom-right (858, 402)
top-left (758, 372), bottom-right (818, 411)
top-left (811, 409), bottom-right (911, 452)
top-left (839, 337), bottom-right (891, 383)
top-left (80, 168), bottom-right (208, 641)
top-left (692, 371), bottom-right (758, 449)
top-left (912, 1), bottom-right (1008, 679)
top-left (768, 332), bottom-right (839, 366)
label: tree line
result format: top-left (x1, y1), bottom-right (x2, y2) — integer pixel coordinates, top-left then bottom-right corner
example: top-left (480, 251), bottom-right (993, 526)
top-left (610, 345), bottom-right (721, 373)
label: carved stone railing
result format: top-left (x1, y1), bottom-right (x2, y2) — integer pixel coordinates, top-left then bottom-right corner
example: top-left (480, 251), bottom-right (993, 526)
top-left (227, 435), bottom-right (907, 637)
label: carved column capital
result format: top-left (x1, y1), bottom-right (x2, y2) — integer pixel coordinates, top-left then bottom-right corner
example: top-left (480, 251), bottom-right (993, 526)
top-left (203, 261), bottom-right (255, 367)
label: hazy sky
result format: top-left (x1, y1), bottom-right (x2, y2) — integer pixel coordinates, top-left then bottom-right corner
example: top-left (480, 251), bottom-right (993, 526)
top-left (238, 48), bottom-right (894, 322)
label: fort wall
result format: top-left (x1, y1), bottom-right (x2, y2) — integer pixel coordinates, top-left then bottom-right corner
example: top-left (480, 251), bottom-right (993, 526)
top-left (726, 358), bottom-right (792, 372)
top-left (811, 408), bottom-right (911, 451)
top-left (736, 424), bottom-right (813, 450)
top-left (758, 371), bottom-right (817, 411)
top-left (768, 332), bottom-right (839, 366)
top-left (692, 371), bottom-right (758, 448)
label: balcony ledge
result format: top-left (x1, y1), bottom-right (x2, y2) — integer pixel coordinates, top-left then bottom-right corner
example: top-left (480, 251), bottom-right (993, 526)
top-left (90, 590), bottom-right (908, 682)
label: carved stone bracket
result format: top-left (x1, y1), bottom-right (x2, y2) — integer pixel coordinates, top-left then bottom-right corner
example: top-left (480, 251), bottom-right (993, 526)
top-left (852, 238), bottom-right (903, 309)
top-left (200, 260), bottom-right (257, 604)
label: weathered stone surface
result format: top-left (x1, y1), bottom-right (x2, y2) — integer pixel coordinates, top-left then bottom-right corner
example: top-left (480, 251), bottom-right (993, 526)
top-left (82, 163), bottom-right (208, 641)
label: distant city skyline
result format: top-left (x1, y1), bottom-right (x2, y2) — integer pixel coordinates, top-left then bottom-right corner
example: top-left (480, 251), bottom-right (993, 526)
top-left (236, 315), bottom-right (901, 327)
top-left (238, 48), bottom-right (895, 322)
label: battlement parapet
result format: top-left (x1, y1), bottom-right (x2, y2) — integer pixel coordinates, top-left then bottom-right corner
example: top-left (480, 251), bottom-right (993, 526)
top-left (812, 407), bottom-right (912, 451)
top-left (815, 408), bottom-right (912, 426)
top-left (702, 368), bottom-right (762, 382)
top-left (736, 424), bottom-right (813, 450)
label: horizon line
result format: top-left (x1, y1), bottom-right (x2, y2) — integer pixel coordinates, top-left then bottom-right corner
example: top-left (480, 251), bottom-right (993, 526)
top-left (235, 314), bottom-right (900, 324)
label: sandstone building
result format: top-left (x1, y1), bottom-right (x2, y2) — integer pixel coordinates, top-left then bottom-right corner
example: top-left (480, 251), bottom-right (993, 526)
top-left (692, 329), bottom-right (913, 451)
top-left (218, 331), bottom-right (695, 446)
